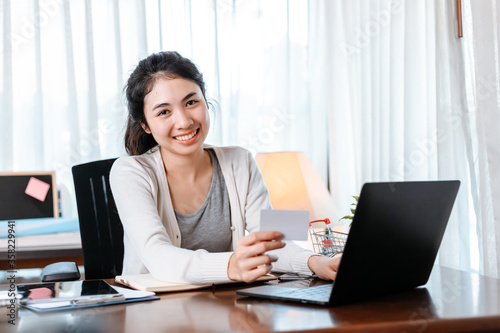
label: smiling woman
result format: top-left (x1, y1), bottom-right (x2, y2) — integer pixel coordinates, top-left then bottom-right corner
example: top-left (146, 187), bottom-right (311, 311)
top-left (123, 52), bottom-right (210, 157)
top-left (109, 51), bottom-right (342, 284)
top-left (142, 78), bottom-right (209, 156)
top-left (2, 0), bottom-right (498, 283)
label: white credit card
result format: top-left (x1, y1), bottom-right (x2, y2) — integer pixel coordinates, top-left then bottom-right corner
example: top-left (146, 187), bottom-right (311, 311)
top-left (260, 209), bottom-right (309, 241)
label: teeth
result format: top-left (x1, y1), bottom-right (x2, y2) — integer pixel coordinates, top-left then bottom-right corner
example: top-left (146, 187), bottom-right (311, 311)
top-left (175, 130), bottom-right (197, 141)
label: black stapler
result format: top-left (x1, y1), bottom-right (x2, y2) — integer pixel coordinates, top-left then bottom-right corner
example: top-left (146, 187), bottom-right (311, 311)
top-left (40, 262), bottom-right (81, 282)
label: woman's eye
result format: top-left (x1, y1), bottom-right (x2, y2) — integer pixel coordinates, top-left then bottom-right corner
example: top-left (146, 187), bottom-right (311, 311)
top-left (186, 100), bottom-right (198, 107)
top-left (158, 110), bottom-right (169, 116)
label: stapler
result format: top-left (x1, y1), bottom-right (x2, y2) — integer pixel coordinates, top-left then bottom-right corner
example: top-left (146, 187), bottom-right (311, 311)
top-left (41, 262), bottom-right (81, 282)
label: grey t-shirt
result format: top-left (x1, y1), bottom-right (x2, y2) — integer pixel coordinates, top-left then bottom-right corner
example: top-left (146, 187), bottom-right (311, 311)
top-left (175, 149), bottom-right (232, 252)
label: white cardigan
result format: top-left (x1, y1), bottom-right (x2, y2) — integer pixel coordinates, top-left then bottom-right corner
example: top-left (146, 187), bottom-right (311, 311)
top-left (110, 145), bottom-right (314, 283)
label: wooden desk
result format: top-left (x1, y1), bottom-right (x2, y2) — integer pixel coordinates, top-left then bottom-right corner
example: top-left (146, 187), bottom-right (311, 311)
top-left (2, 266), bottom-right (500, 333)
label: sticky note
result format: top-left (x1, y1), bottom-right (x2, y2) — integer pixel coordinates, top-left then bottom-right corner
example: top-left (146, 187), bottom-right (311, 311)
top-left (260, 209), bottom-right (309, 241)
top-left (25, 177), bottom-right (51, 202)
top-left (27, 287), bottom-right (53, 300)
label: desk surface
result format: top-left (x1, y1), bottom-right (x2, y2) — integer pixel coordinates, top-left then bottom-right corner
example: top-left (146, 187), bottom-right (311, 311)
top-left (2, 266), bottom-right (500, 333)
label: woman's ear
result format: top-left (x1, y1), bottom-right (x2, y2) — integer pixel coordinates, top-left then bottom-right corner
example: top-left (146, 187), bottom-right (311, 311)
top-left (141, 122), bottom-right (152, 134)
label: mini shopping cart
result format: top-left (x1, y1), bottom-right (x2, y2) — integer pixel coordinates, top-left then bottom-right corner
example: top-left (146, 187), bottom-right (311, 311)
top-left (309, 218), bottom-right (348, 257)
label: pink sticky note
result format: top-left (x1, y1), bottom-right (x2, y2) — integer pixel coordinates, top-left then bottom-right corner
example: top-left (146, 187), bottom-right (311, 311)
top-left (28, 287), bottom-right (54, 300)
top-left (25, 177), bottom-right (51, 202)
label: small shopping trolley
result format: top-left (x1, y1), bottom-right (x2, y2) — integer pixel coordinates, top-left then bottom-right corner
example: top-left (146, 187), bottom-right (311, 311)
top-left (309, 218), bottom-right (348, 257)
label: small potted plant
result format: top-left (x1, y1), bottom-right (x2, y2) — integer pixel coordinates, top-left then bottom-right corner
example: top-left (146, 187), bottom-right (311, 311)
top-left (339, 195), bottom-right (359, 227)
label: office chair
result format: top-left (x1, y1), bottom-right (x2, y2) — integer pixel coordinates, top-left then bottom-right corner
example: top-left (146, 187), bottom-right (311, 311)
top-left (72, 158), bottom-right (123, 279)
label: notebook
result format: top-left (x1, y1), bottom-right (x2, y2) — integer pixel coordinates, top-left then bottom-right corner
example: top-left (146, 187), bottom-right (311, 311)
top-left (115, 273), bottom-right (277, 292)
top-left (237, 180), bottom-right (460, 306)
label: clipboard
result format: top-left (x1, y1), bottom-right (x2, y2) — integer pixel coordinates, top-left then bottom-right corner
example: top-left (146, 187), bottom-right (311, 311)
top-left (16, 280), bottom-right (159, 312)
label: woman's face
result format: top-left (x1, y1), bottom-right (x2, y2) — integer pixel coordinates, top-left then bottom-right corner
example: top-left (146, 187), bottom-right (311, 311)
top-left (142, 77), bottom-right (210, 158)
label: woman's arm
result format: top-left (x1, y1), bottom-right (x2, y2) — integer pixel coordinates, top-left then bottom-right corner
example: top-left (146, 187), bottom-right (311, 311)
top-left (236, 150), bottom-right (316, 275)
top-left (308, 254), bottom-right (342, 280)
top-left (241, 149), bottom-right (341, 279)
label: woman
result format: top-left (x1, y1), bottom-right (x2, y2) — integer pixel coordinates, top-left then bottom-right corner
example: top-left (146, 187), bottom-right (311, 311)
top-left (110, 51), bottom-right (340, 284)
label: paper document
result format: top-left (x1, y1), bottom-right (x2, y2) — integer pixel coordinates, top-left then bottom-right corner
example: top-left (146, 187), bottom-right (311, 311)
top-left (111, 285), bottom-right (156, 299)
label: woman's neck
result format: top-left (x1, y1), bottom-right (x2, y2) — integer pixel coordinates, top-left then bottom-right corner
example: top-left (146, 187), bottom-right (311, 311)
top-left (160, 147), bottom-right (211, 182)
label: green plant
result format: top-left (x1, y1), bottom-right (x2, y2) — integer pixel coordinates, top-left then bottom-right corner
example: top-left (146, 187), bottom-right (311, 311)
top-left (339, 195), bottom-right (359, 226)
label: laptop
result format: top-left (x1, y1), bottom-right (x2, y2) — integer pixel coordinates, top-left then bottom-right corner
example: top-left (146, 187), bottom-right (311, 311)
top-left (237, 180), bottom-right (460, 306)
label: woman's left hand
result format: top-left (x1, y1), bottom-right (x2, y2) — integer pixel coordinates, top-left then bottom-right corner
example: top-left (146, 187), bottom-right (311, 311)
top-left (307, 255), bottom-right (342, 280)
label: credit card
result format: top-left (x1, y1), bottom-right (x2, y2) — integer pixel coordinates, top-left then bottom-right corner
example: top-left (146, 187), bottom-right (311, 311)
top-left (260, 209), bottom-right (309, 241)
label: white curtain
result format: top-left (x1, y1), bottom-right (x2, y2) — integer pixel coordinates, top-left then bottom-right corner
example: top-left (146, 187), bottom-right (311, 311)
top-left (0, 0), bottom-right (328, 218)
top-left (311, 0), bottom-right (497, 276)
top-left (463, 0), bottom-right (500, 278)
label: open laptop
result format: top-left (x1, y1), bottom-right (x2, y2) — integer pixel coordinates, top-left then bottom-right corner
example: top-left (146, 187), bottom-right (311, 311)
top-left (237, 180), bottom-right (460, 306)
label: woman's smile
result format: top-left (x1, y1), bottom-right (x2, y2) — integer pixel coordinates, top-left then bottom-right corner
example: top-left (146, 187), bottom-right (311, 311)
top-left (173, 128), bottom-right (200, 143)
top-left (142, 77), bottom-right (210, 157)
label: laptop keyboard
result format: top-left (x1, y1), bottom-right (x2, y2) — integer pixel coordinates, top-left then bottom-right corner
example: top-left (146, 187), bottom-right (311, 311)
top-left (273, 280), bottom-right (312, 288)
top-left (271, 283), bottom-right (333, 300)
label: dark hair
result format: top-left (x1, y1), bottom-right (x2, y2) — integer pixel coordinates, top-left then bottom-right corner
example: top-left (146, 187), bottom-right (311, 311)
top-left (124, 51), bottom-right (207, 155)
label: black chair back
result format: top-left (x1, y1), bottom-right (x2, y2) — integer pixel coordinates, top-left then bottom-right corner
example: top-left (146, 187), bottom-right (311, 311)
top-left (72, 158), bottom-right (123, 279)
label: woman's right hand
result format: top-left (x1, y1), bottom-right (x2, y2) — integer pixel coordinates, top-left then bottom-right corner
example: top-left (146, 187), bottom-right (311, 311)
top-left (227, 231), bottom-right (286, 283)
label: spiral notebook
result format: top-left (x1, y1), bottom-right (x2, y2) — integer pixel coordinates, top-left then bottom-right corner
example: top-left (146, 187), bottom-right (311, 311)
top-left (115, 273), bottom-right (277, 292)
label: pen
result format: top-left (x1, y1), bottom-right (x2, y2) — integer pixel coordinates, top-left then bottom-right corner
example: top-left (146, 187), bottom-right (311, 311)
top-left (71, 295), bottom-right (126, 306)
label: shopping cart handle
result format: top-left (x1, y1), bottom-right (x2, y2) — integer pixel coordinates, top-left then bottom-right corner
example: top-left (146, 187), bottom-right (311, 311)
top-left (309, 218), bottom-right (331, 227)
